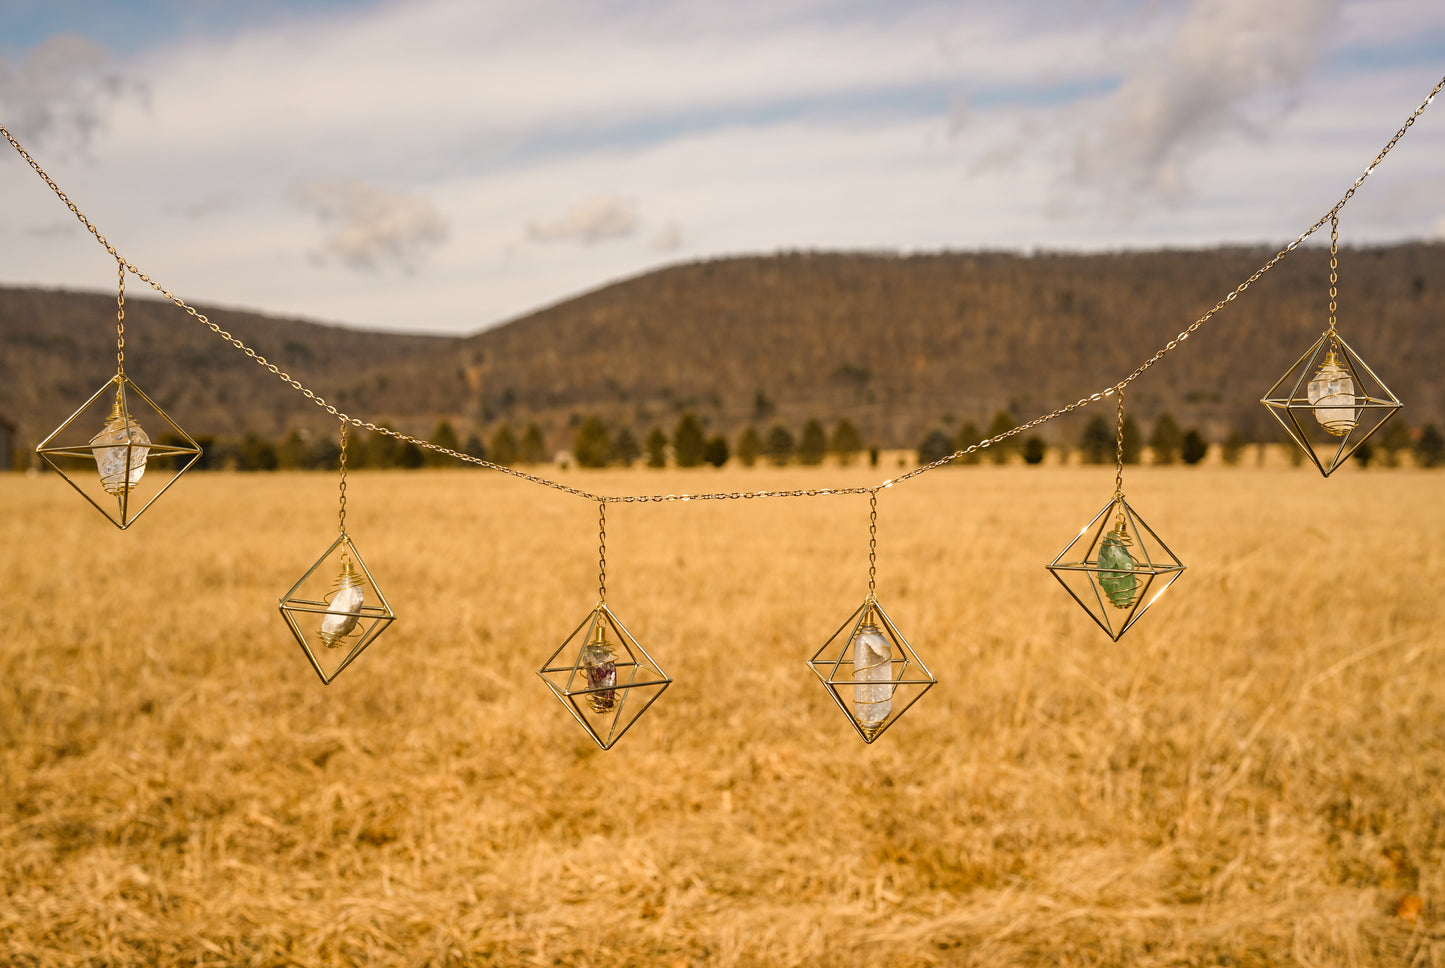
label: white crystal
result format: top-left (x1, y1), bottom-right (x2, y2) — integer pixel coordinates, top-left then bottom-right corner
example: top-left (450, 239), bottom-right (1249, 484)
top-left (90, 408), bottom-right (151, 496)
top-left (319, 574), bottom-right (365, 648)
top-left (852, 624), bottom-right (893, 725)
top-left (1306, 356), bottom-right (1357, 436)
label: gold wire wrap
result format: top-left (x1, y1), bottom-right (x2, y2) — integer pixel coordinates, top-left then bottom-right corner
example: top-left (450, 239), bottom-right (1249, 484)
top-left (4, 72), bottom-right (1442, 506)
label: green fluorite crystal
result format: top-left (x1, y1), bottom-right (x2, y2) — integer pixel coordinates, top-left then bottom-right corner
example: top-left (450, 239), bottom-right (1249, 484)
top-left (1096, 533), bottom-right (1138, 609)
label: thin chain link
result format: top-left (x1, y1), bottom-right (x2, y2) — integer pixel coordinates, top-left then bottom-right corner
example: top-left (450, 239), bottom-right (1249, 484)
top-left (1328, 214), bottom-right (1339, 335)
top-left (114, 259), bottom-right (127, 378)
top-left (867, 490), bottom-right (878, 598)
top-left (4, 71), bottom-right (1440, 505)
top-left (337, 420), bottom-right (349, 534)
top-left (1114, 386), bottom-right (1126, 498)
top-left (597, 501), bottom-right (607, 603)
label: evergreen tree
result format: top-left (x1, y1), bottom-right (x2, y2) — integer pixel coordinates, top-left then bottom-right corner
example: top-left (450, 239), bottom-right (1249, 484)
top-left (1080, 415), bottom-right (1113, 464)
top-left (1022, 436), bottom-right (1046, 465)
top-left (489, 424), bottom-right (519, 466)
top-left (427, 420), bottom-right (460, 466)
top-left (1380, 419), bottom-right (1412, 467)
top-left (396, 440), bottom-right (426, 468)
top-left (1353, 440), bottom-right (1374, 467)
top-left (520, 424), bottom-right (547, 464)
top-left (736, 426), bottom-right (761, 467)
top-left (1180, 428), bottom-right (1208, 465)
top-left (829, 419), bottom-right (862, 465)
top-left (1221, 429), bottom-right (1246, 466)
top-left (239, 433), bottom-right (278, 471)
top-left (613, 427), bottom-right (641, 467)
top-left (1417, 424), bottom-right (1444, 468)
top-left (645, 427), bottom-right (668, 468)
top-left (797, 418), bottom-right (827, 465)
top-left (309, 434), bottom-right (340, 471)
top-left (1149, 413), bottom-right (1183, 464)
top-left (917, 428), bottom-right (952, 465)
top-left (673, 412), bottom-right (706, 467)
top-left (277, 429), bottom-right (310, 469)
top-left (574, 415), bottom-right (613, 468)
top-left (703, 435), bottom-right (729, 467)
top-left (765, 423), bottom-right (795, 466)
top-left (462, 434), bottom-right (486, 461)
top-left (953, 421), bottom-right (982, 464)
top-left (987, 410), bottom-right (1017, 465)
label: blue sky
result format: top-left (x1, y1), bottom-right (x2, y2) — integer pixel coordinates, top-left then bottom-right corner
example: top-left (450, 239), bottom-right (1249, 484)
top-left (1, 0), bottom-right (1444, 334)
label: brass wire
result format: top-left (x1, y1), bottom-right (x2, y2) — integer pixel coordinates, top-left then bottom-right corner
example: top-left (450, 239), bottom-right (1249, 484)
top-left (4, 71), bottom-right (1441, 506)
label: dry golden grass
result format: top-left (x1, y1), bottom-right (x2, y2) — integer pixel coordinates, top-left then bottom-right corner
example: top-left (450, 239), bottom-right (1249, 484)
top-left (3, 463), bottom-right (1444, 966)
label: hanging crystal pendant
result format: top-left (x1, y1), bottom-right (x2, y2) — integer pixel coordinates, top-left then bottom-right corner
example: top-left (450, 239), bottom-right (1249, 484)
top-left (807, 597), bottom-right (935, 743)
top-left (537, 604), bottom-right (671, 750)
top-left (1261, 331), bottom-right (1401, 476)
top-left (1047, 495), bottom-right (1185, 641)
top-left (35, 374), bottom-right (202, 530)
top-left (279, 533), bottom-right (396, 684)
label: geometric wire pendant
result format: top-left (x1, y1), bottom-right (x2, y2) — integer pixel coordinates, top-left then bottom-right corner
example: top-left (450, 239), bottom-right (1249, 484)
top-left (806, 596), bottom-right (936, 744)
top-left (34, 373), bottom-right (202, 530)
top-left (278, 532), bottom-right (396, 684)
top-left (1047, 494), bottom-right (1186, 641)
top-left (1260, 329), bottom-right (1402, 477)
top-left (536, 602), bottom-right (672, 750)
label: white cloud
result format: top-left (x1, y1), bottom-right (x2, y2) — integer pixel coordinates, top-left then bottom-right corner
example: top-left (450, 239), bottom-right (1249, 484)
top-left (526, 196), bottom-right (639, 245)
top-left (291, 177), bottom-right (449, 273)
top-left (0, 34), bottom-right (147, 155)
top-left (1068, 0), bottom-right (1341, 203)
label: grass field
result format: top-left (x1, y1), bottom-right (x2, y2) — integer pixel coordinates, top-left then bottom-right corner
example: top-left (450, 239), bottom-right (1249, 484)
top-left (3, 463), bottom-right (1444, 966)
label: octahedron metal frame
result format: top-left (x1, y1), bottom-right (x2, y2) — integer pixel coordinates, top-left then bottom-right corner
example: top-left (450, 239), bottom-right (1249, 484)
top-left (1261, 330), bottom-right (1402, 477)
top-left (1047, 495), bottom-right (1185, 642)
top-left (537, 603), bottom-right (672, 750)
top-left (278, 532), bottom-right (396, 685)
top-left (807, 597), bottom-right (936, 744)
top-left (35, 374), bottom-right (202, 530)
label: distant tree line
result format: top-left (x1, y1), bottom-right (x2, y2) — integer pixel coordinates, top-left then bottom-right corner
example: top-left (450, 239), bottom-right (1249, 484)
top-left (914, 409), bottom-right (1445, 469)
top-left (65, 412), bottom-right (1441, 473)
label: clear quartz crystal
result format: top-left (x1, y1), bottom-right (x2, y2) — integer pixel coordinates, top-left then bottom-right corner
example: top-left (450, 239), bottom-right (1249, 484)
top-left (89, 395), bottom-right (151, 495)
top-left (852, 618), bottom-right (893, 726)
top-left (1306, 350), bottom-right (1357, 437)
top-left (319, 556), bottom-right (365, 648)
top-left (581, 624), bottom-right (618, 713)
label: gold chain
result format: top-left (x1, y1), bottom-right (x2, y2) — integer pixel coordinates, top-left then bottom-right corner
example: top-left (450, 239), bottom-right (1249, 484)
top-left (1328, 214), bottom-right (1339, 335)
top-left (1114, 386), bottom-right (1126, 499)
top-left (597, 500), bottom-right (607, 604)
top-left (114, 259), bottom-right (126, 378)
top-left (3, 72), bottom-right (1440, 506)
top-left (337, 420), bottom-right (349, 534)
top-left (866, 490), bottom-right (878, 599)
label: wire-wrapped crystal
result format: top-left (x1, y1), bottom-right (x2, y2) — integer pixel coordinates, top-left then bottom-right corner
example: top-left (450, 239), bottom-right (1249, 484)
top-left (1096, 530), bottom-right (1138, 609)
top-left (318, 554), bottom-right (366, 648)
top-left (853, 613), bottom-right (893, 727)
top-left (89, 392), bottom-right (151, 495)
top-left (1306, 348), bottom-right (1358, 436)
top-left (581, 623), bottom-right (618, 712)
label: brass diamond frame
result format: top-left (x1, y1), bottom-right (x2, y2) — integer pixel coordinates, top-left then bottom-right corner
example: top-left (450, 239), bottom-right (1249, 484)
top-left (1261, 330), bottom-right (1402, 477)
top-left (1047, 496), bottom-right (1185, 642)
top-left (537, 603), bottom-right (672, 750)
top-left (278, 533), bottom-right (396, 685)
top-left (35, 374), bottom-right (202, 530)
top-left (807, 597), bottom-right (936, 744)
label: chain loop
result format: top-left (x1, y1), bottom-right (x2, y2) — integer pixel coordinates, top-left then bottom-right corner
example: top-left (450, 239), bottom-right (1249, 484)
top-left (597, 501), bottom-right (607, 603)
top-left (337, 419), bottom-right (349, 535)
top-left (3, 71), bottom-right (1441, 506)
top-left (115, 259), bottom-right (127, 378)
top-left (1328, 213), bottom-right (1339, 335)
top-left (867, 490), bottom-right (878, 598)
top-left (1114, 385), bottom-right (1126, 499)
